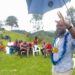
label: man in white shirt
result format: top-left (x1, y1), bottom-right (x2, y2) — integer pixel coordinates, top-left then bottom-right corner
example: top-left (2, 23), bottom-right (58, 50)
top-left (6, 39), bottom-right (14, 54)
top-left (51, 12), bottom-right (75, 75)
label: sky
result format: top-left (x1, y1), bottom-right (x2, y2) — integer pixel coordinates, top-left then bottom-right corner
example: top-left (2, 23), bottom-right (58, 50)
top-left (0, 0), bottom-right (75, 33)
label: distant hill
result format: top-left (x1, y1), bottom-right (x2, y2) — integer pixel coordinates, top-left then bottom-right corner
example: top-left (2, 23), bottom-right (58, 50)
top-left (12, 30), bottom-right (32, 37)
top-left (12, 30), bottom-right (30, 34)
top-left (31, 30), bottom-right (55, 43)
top-left (12, 30), bottom-right (55, 37)
top-left (11, 30), bottom-right (55, 43)
top-left (32, 30), bottom-right (55, 37)
top-left (2, 31), bottom-right (33, 45)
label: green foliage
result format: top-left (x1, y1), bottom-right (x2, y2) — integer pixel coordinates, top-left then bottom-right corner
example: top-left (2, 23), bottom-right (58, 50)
top-left (32, 14), bottom-right (43, 21)
top-left (0, 28), bottom-right (5, 31)
top-left (5, 16), bottom-right (18, 30)
top-left (66, 7), bottom-right (75, 26)
top-left (67, 7), bottom-right (75, 16)
top-left (0, 21), bottom-right (3, 28)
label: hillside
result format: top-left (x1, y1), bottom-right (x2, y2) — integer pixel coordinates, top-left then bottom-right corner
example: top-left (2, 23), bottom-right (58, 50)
top-left (31, 30), bottom-right (55, 43)
top-left (1, 31), bottom-right (33, 46)
top-left (12, 30), bottom-right (55, 43)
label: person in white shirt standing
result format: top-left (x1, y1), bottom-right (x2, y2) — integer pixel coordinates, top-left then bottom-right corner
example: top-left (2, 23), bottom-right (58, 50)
top-left (51, 12), bottom-right (75, 75)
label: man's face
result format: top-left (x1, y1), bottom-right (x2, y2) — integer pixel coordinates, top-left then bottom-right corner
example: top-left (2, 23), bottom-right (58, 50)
top-left (56, 24), bottom-right (66, 36)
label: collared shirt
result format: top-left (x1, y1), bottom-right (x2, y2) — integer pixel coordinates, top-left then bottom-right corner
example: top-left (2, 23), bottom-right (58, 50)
top-left (53, 32), bottom-right (75, 72)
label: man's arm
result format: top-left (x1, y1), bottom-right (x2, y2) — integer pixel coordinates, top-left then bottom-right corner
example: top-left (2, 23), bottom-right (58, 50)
top-left (57, 11), bottom-right (75, 39)
top-left (67, 26), bottom-right (75, 39)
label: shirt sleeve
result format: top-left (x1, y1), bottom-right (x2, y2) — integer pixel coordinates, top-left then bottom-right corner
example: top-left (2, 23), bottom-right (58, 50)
top-left (68, 33), bottom-right (75, 51)
top-left (69, 34), bottom-right (75, 46)
top-left (69, 34), bottom-right (75, 45)
top-left (72, 38), bottom-right (75, 51)
top-left (72, 39), bottom-right (75, 46)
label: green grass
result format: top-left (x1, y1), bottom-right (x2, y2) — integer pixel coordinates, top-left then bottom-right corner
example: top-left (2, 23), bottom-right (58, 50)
top-left (0, 52), bottom-right (52, 75)
top-left (0, 52), bottom-right (75, 75)
top-left (3, 31), bottom-right (31, 41)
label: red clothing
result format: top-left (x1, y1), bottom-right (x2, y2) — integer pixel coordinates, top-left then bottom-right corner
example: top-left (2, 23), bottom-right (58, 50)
top-left (28, 43), bottom-right (32, 48)
top-left (45, 43), bottom-right (52, 51)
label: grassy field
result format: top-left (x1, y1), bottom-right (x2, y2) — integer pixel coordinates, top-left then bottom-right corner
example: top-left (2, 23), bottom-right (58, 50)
top-left (0, 52), bottom-right (52, 75)
top-left (0, 52), bottom-right (75, 75)
top-left (0, 31), bottom-right (75, 75)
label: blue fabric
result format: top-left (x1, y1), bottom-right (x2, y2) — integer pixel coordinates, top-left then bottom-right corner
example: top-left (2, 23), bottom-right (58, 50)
top-left (50, 33), bottom-right (69, 65)
top-left (26, 0), bottom-right (70, 14)
top-left (26, 0), bottom-right (32, 12)
top-left (10, 47), bottom-right (14, 54)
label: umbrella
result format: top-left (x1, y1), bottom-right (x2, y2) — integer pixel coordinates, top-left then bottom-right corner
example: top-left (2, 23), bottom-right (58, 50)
top-left (26, 0), bottom-right (71, 14)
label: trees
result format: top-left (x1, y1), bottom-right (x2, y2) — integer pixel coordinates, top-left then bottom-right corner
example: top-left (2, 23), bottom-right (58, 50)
top-left (66, 7), bottom-right (75, 26)
top-left (5, 16), bottom-right (18, 30)
top-left (0, 21), bottom-right (3, 28)
top-left (30, 14), bottom-right (43, 32)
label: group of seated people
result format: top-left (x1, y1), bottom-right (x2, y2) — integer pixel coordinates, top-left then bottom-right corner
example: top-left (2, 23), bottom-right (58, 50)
top-left (0, 35), bottom-right (53, 57)
top-left (6, 39), bottom-right (33, 56)
top-left (5, 39), bottom-right (52, 57)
